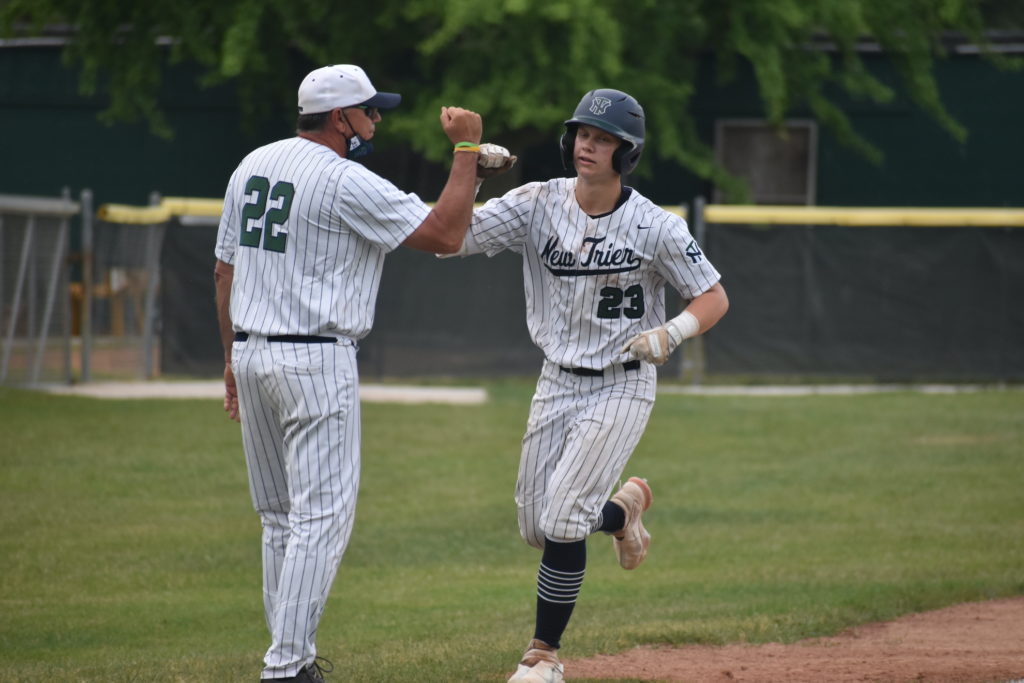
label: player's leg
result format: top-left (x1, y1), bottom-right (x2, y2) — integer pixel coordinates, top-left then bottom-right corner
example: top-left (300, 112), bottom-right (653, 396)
top-left (261, 341), bottom-right (361, 680)
top-left (516, 361), bottom-right (576, 550)
top-left (510, 370), bottom-right (656, 682)
top-left (542, 374), bottom-right (655, 544)
top-left (233, 340), bottom-right (290, 636)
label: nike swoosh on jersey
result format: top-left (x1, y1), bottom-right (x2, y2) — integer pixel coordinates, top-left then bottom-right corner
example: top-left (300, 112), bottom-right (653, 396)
top-left (637, 225), bottom-right (653, 230)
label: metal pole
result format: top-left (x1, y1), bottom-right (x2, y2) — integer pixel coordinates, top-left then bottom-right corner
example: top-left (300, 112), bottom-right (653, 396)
top-left (61, 187), bottom-right (73, 384)
top-left (140, 223), bottom-right (166, 379)
top-left (0, 215), bottom-right (5, 333)
top-left (80, 189), bottom-right (94, 382)
top-left (30, 214), bottom-right (68, 384)
top-left (1, 216), bottom-right (35, 383)
top-left (140, 191), bottom-right (163, 379)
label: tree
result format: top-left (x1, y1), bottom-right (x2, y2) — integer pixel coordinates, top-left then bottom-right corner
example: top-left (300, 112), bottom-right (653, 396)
top-left (2, 0), bottom-right (1020, 199)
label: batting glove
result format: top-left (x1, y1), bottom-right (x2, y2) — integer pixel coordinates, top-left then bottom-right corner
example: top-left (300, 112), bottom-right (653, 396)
top-left (620, 310), bottom-right (700, 365)
top-left (476, 143), bottom-right (517, 178)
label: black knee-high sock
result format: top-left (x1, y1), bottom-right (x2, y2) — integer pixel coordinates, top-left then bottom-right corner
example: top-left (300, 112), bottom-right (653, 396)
top-left (534, 538), bottom-right (586, 649)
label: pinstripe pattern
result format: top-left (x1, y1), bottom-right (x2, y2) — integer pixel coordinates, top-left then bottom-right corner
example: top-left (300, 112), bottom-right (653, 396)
top-left (215, 136), bottom-right (431, 339)
top-left (233, 335), bottom-right (360, 678)
top-left (466, 178), bottom-right (720, 369)
top-left (516, 359), bottom-right (656, 545)
top-left (215, 135), bottom-right (432, 678)
top-left (461, 179), bottom-right (717, 548)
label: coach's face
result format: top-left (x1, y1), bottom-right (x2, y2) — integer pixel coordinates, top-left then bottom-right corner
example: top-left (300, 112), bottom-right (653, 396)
top-left (574, 124), bottom-right (619, 179)
top-left (340, 105), bottom-right (381, 140)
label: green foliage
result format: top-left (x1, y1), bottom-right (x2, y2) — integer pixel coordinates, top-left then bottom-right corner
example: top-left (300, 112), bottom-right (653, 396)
top-left (0, 0), bottom-right (1021, 195)
top-left (0, 384), bottom-right (1022, 680)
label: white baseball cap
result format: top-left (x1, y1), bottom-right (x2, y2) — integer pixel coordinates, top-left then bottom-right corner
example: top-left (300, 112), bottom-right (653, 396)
top-left (297, 64), bottom-right (401, 114)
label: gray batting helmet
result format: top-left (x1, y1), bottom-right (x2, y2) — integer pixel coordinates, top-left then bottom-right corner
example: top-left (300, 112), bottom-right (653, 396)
top-left (560, 89), bottom-right (646, 175)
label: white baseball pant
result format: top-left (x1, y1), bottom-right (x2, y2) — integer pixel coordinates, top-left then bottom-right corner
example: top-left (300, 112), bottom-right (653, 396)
top-left (232, 335), bottom-right (361, 679)
top-left (516, 359), bottom-right (656, 548)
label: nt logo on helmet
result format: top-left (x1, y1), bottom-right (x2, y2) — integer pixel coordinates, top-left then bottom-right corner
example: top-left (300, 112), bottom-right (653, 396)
top-left (589, 97), bottom-right (612, 115)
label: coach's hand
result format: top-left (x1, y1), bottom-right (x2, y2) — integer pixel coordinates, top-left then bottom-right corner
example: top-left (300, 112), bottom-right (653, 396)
top-left (440, 106), bottom-right (482, 146)
top-left (224, 364), bottom-right (240, 422)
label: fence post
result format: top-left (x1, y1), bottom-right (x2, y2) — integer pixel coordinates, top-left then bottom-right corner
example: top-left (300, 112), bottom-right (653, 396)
top-left (80, 189), bottom-right (93, 382)
top-left (61, 187), bottom-right (73, 384)
top-left (29, 192), bottom-right (71, 384)
top-left (140, 191), bottom-right (164, 379)
top-left (1, 216), bottom-right (35, 383)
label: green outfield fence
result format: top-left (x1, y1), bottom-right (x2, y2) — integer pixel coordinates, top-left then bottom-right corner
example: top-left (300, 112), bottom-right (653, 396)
top-left (2, 196), bottom-right (1023, 385)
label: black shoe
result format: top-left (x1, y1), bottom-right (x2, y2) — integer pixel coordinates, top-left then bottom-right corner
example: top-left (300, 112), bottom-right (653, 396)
top-left (261, 657), bottom-right (333, 682)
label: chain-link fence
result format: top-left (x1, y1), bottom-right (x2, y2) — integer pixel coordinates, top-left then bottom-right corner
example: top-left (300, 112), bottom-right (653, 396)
top-left (4, 194), bottom-right (1023, 386)
top-left (0, 191), bottom-right (79, 385)
top-left (1, 190), bottom-right (169, 386)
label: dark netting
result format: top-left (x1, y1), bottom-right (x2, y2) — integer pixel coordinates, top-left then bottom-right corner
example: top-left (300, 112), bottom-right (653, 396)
top-left (158, 224), bottom-right (543, 378)
top-left (160, 221), bottom-right (224, 376)
top-left (703, 223), bottom-right (1024, 381)
top-left (160, 219), bottom-right (1024, 382)
top-left (359, 248), bottom-right (542, 378)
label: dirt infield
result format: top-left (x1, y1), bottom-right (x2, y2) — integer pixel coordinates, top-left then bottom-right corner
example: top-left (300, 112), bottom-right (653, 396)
top-left (566, 598), bottom-right (1024, 682)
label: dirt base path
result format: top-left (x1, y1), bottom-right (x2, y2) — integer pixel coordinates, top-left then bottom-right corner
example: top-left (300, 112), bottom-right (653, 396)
top-left (566, 598), bottom-right (1024, 682)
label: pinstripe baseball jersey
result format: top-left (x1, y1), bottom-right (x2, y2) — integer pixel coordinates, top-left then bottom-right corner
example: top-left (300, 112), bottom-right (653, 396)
top-left (464, 178), bottom-right (721, 369)
top-left (215, 136), bottom-right (431, 339)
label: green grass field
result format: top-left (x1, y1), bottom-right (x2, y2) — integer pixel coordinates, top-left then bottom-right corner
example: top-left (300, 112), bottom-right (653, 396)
top-left (1, 382), bottom-right (1022, 682)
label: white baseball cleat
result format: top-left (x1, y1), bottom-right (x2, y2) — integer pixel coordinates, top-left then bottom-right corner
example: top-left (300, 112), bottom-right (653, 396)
top-left (507, 639), bottom-right (564, 683)
top-left (610, 477), bottom-right (653, 570)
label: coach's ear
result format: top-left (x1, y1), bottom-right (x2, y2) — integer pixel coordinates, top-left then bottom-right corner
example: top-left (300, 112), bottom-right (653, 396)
top-left (332, 108), bottom-right (349, 134)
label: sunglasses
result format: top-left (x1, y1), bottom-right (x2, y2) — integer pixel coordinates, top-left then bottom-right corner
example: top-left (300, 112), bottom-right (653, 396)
top-left (354, 105), bottom-right (379, 118)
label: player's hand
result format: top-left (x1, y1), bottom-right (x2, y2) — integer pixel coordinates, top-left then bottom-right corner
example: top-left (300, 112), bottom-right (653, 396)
top-left (476, 143), bottom-right (518, 179)
top-left (224, 363), bottom-right (240, 422)
top-left (440, 106), bottom-right (482, 146)
top-left (620, 326), bottom-right (677, 366)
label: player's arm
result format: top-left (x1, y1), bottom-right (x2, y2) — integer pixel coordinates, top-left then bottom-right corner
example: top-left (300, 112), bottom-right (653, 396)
top-left (214, 258), bottom-right (240, 422)
top-left (621, 282), bottom-right (729, 366)
top-left (402, 107), bottom-right (483, 254)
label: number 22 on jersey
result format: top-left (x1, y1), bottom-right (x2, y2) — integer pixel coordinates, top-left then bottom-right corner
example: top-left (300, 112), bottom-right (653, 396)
top-left (240, 175), bottom-right (294, 253)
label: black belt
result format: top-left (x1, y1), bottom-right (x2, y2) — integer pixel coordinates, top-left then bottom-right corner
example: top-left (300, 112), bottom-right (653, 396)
top-left (559, 360), bottom-right (640, 377)
top-left (234, 332), bottom-right (336, 343)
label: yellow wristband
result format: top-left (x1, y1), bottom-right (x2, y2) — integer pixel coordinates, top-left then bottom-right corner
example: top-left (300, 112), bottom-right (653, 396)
top-left (454, 142), bottom-right (481, 153)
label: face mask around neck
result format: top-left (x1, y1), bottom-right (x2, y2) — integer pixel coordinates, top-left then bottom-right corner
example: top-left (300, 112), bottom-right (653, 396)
top-left (347, 133), bottom-right (373, 160)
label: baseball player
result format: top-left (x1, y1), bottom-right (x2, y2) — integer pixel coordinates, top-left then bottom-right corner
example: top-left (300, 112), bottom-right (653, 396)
top-left (456, 90), bottom-right (729, 682)
top-left (213, 64), bottom-right (483, 682)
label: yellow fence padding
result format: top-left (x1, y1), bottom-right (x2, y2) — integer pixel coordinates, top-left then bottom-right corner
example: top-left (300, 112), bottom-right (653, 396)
top-left (704, 205), bottom-right (1024, 227)
top-left (95, 204), bottom-right (174, 224)
top-left (96, 197), bottom-right (1022, 228)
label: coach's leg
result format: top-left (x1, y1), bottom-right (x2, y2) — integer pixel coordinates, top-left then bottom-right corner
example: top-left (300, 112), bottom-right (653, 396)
top-left (234, 342), bottom-right (291, 636)
top-left (261, 342), bottom-right (361, 680)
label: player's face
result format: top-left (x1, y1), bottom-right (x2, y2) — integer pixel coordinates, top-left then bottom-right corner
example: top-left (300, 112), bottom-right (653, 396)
top-left (574, 124), bottom-right (620, 178)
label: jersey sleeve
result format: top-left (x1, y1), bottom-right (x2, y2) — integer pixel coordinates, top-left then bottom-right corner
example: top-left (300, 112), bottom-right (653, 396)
top-left (462, 183), bottom-right (538, 257)
top-left (655, 214), bottom-right (721, 300)
top-left (334, 163), bottom-right (432, 252)
top-left (214, 171), bottom-right (240, 265)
